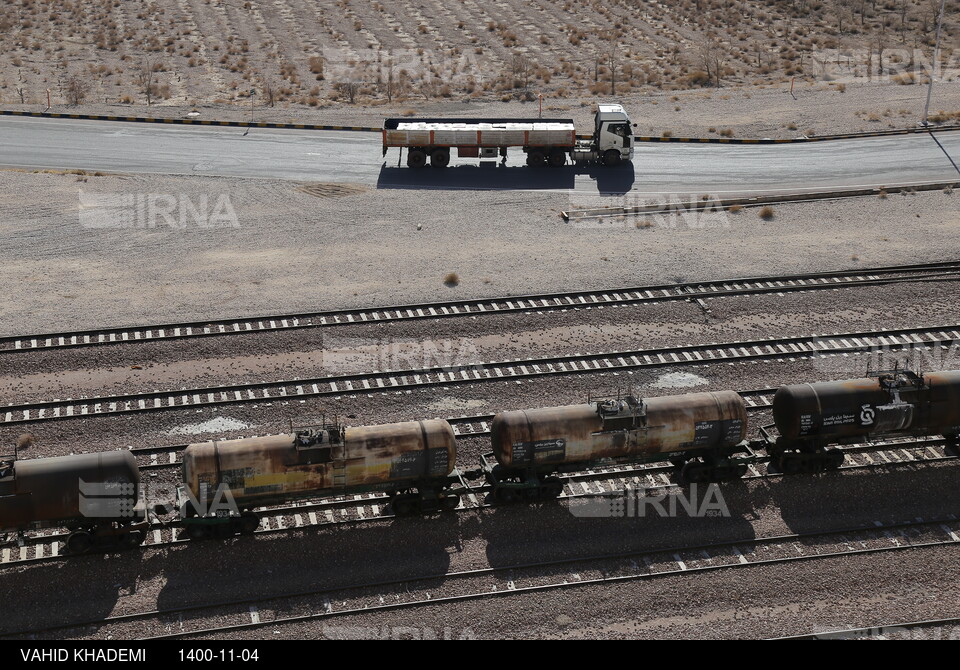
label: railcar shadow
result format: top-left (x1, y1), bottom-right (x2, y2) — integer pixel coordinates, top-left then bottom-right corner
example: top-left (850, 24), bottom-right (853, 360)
top-left (480, 480), bottom-right (759, 570)
top-left (0, 549), bottom-right (146, 637)
top-left (155, 513), bottom-right (463, 619)
top-left (773, 458), bottom-right (960, 536)
top-left (376, 161), bottom-right (636, 195)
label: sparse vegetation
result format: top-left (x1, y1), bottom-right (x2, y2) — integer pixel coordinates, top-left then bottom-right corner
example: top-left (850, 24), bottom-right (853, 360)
top-left (443, 272), bottom-right (460, 287)
top-left (64, 73), bottom-right (88, 105)
top-left (0, 0), bottom-right (954, 110)
top-left (758, 205), bottom-right (775, 220)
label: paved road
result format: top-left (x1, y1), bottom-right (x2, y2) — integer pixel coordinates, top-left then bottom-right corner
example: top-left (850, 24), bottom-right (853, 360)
top-left (1, 116), bottom-right (958, 195)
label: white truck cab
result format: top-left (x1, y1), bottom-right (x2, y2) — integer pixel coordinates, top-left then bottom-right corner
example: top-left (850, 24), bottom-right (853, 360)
top-left (571, 103), bottom-right (635, 166)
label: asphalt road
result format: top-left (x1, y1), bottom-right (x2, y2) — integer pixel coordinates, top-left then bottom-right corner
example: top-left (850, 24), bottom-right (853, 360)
top-left (1, 115), bottom-right (959, 195)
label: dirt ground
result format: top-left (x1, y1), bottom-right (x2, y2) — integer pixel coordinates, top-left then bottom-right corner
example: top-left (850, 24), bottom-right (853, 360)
top-left (3, 0), bottom-right (960, 139)
top-left (1, 167), bottom-right (958, 336)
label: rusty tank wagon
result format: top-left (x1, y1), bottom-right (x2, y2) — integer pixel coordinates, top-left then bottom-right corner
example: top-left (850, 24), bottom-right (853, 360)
top-left (768, 369), bottom-right (960, 474)
top-left (0, 451), bottom-right (147, 553)
top-left (482, 390), bottom-right (754, 501)
top-left (177, 418), bottom-right (462, 538)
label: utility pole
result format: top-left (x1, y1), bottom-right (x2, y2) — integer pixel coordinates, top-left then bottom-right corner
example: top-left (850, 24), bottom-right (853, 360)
top-left (922, 0), bottom-right (946, 126)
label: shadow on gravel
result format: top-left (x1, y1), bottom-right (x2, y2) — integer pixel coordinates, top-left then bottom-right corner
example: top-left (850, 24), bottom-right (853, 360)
top-left (480, 481), bottom-right (758, 570)
top-left (0, 549), bottom-right (146, 637)
top-left (376, 161), bottom-right (636, 195)
top-left (773, 461), bottom-right (960, 535)
top-left (154, 513), bottom-right (463, 617)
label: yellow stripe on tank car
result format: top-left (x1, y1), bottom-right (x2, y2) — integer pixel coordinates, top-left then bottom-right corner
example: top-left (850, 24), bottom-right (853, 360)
top-left (358, 463), bottom-right (392, 479)
top-left (244, 472), bottom-right (313, 488)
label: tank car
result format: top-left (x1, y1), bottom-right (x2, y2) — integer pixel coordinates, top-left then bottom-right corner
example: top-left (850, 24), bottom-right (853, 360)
top-left (770, 369), bottom-right (960, 473)
top-left (176, 419), bottom-right (461, 538)
top-left (0, 451), bottom-right (147, 553)
top-left (483, 390), bottom-right (753, 501)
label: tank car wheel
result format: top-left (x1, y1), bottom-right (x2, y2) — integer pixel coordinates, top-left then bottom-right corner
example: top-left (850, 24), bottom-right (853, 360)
top-left (393, 498), bottom-right (415, 516)
top-left (526, 150), bottom-right (546, 167)
top-left (440, 494), bottom-right (460, 511)
top-left (548, 150), bottom-right (566, 167)
top-left (67, 531), bottom-right (93, 554)
top-left (495, 488), bottom-right (518, 504)
top-left (779, 455), bottom-right (802, 476)
top-left (185, 524), bottom-right (209, 541)
top-left (407, 149), bottom-right (427, 168)
top-left (239, 513), bottom-right (260, 534)
top-left (430, 148), bottom-right (450, 168)
top-left (602, 149), bottom-right (622, 166)
top-left (828, 450), bottom-right (845, 469)
top-left (542, 480), bottom-right (564, 499)
top-left (680, 461), bottom-right (707, 484)
top-left (521, 488), bottom-right (541, 502)
top-left (120, 530), bottom-right (144, 550)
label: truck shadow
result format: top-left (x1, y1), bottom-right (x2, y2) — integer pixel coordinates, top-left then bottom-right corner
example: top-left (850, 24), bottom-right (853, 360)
top-left (376, 161), bottom-right (636, 195)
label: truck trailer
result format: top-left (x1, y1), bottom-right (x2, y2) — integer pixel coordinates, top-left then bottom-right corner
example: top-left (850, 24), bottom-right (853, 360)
top-left (383, 103), bottom-right (635, 168)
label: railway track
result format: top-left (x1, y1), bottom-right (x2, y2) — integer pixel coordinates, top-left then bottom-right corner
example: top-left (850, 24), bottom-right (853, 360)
top-left (3, 261), bottom-right (960, 355)
top-left (6, 515), bottom-right (958, 640)
top-left (772, 616), bottom-right (960, 640)
top-left (4, 323), bottom-right (959, 427)
top-left (2, 432), bottom-right (955, 570)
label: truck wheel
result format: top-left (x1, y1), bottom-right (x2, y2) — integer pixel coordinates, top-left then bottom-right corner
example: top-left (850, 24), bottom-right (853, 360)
top-left (548, 150), bottom-right (566, 167)
top-left (602, 149), bottom-right (622, 166)
top-left (430, 148), bottom-right (450, 168)
top-left (526, 150), bottom-right (546, 167)
top-left (407, 149), bottom-right (427, 168)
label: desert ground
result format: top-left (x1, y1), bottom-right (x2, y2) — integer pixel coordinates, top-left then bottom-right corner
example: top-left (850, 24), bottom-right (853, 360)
top-left (1, 166), bottom-right (957, 335)
top-left (2, 0), bottom-right (960, 138)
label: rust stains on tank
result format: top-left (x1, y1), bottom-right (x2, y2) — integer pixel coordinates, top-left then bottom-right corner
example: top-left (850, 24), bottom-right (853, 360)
top-left (182, 419), bottom-right (456, 507)
top-left (773, 369), bottom-right (960, 442)
top-left (491, 391), bottom-right (747, 468)
top-left (0, 451), bottom-right (140, 532)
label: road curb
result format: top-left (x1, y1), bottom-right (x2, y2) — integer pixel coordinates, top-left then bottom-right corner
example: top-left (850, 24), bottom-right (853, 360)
top-left (575, 125), bottom-right (960, 143)
top-left (0, 109), bottom-right (380, 132)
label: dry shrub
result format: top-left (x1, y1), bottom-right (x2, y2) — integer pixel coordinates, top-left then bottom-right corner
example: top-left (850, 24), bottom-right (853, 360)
top-left (682, 70), bottom-right (711, 87)
top-left (758, 205), bottom-right (775, 220)
top-left (727, 204), bottom-right (743, 213)
top-left (443, 272), bottom-right (460, 287)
